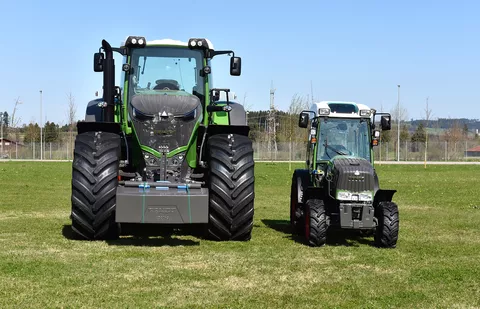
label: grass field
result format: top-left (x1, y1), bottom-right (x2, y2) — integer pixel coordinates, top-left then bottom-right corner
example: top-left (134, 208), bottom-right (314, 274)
top-left (1, 161), bottom-right (479, 308)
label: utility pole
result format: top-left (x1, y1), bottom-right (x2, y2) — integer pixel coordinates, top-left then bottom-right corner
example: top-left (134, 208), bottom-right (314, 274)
top-left (397, 85), bottom-right (400, 161)
top-left (40, 90), bottom-right (43, 160)
top-left (424, 96), bottom-right (431, 168)
top-left (289, 110), bottom-right (292, 171)
top-left (267, 81), bottom-right (277, 161)
top-left (0, 112), bottom-right (3, 156)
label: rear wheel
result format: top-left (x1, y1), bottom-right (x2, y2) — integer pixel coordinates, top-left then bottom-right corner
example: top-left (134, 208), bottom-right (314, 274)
top-left (305, 199), bottom-right (327, 247)
top-left (70, 131), bottom-right (121, 240)
top-left (206, 133), bottom-right (255, 241)
top-left (374, 201), bottom-right (399, 248)
top-left (290, 172), bottom-right (305, 235)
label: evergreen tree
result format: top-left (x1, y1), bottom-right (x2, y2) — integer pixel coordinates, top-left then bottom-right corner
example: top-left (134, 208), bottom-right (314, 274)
top-left (23, 123), bottom-right (40, 143)
top-left (411, 123), bottom-right (426, 143)
top-left (44, 121), bottom-right (59, 143)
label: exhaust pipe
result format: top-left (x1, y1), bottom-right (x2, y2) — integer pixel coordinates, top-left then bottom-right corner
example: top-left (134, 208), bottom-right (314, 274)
top-left (101, 39), bottom-right (115, 123)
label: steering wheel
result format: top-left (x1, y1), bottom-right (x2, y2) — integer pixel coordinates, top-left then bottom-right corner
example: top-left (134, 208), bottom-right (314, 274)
top-left (153, 79), bottom-right (180, 91)
top-left (325, 144), bottom-right (352, 157)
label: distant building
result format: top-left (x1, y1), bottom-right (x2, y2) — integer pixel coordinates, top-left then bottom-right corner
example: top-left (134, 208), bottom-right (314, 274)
top-left (465, 145), bottom-right (480, 157)
top-left (0, 138), bottom-right (23, 149)
top-left (0, 138), bottom-right (24, 158)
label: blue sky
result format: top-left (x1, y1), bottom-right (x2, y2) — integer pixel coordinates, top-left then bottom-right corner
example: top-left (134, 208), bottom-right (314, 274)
top-left (1, 0), bottom-right (479, 125)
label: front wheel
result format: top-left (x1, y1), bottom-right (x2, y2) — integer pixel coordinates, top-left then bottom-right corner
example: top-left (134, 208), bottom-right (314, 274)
top-left (374, 201), bottom-right (399, 248)
top-left (305, 199), bottom-right (327, 247)
top-left (70, 131), bottom-right (121, 240)
top-left (206, 133), bottom-right (255, 241)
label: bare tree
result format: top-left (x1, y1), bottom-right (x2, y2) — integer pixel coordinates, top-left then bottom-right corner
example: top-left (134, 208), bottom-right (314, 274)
top-left (390, 104), bottom-right (409, 123)
top-left (242, 92), bottom-right (253, 112)
top-left (423, 97), bottom-right (434, 165)
top-left (9, 97), bottom-right (23, 141)
top-left (66, 92), bottom-right (77, 157)
top-left (287, 93), bottom-right (310, 169)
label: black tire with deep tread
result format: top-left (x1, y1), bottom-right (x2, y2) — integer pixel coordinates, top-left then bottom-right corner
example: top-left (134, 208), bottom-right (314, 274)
top-left (206, 133), bottom-right (255, 241)
top-left (70, 131), bottom-right (121, 240)
top-left (305, 199), bottom-right (327, 247)
top-left (374, 201), bottom-right (399, 248)
top-left (290, 171), bottom-right (305, 235)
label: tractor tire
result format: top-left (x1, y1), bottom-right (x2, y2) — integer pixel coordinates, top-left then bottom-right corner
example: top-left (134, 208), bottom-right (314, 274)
top-left (305, 199), bottom-right (327, 247)
top-left (70, 131), bottom-right (121, 240)
top-left (290, 171), bottom-right (306, 235)
top-left (206, 133), bottom-right (255, 241)
top-left (374, 201), bottom-right (399, 248)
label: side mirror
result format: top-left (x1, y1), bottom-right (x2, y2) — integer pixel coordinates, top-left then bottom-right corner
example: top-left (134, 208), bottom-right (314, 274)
top-left (94, 52), bottom-right (104, 72)
top-left (298, 112), bottom-right (309, 128)
top-left (230, 57), bottom-right (241, 76)
top-left (381, 115), bottom-right (391, 130)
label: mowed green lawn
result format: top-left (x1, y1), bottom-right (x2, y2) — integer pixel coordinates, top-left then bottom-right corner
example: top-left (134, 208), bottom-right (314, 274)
top-left (0, 161), bottom-right (479, 308)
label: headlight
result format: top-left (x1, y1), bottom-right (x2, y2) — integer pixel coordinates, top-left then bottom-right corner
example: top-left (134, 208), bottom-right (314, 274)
top-left (143, 151), bottom-right (158, 166)
top-left (358, 192), bottom-right (373, 201)
top-left (188, 38), bottom-right (209, 50)
top-left (124, 36), bottom-right (147, 48)
top-left (337, 191), bottom-right (373, 201)
top-left (337, 191), bottom-right (352, 200)
top-left (318, 108), bottom-right (330, 116)
top-left (360, 109), bottom-right (372, 117)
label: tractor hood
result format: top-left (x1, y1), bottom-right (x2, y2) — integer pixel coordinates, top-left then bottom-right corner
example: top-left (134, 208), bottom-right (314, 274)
top-left (129, 92), bottom-right (202, 153)
top-left (330, 157), bottom-right (375, 199)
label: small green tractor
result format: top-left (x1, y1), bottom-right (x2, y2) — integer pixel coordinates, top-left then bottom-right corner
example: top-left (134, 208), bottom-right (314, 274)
top-left (70, 36), bottom-right (254, 241)
top-left (291, 101), bottom-right (399, 247)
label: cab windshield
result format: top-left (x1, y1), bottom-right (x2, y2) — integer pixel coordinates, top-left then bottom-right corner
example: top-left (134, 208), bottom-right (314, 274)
top-left (316, 118), bottom-right (371, 162)
top-left (128, 46), bottom-right (205, 97)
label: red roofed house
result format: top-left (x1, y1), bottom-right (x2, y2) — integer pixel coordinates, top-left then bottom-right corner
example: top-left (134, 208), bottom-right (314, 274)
top-left (0, 138), bottom-right (24, 158)
top-left (465, 145), bottom-right (480, 157)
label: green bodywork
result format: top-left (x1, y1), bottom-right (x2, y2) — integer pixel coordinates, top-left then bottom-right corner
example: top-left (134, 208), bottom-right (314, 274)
top-left (113, 44), bottom-right (232, 169)
top-left (308, 116), bottom-right (376, 193)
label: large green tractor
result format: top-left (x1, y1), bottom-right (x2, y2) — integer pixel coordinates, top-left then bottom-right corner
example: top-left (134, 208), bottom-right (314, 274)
top-left (70, 36), bottom-right (254, 241)
top-left (291, 101), bottom-right (399, 248)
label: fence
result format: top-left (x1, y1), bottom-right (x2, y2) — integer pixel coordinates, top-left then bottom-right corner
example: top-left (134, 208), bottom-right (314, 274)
top-left (1, 140), bottom-right (479, 162)
top-left (0, 141), bottom-right (75, 160)
top-left (254, 140), bottom-right (480, 162)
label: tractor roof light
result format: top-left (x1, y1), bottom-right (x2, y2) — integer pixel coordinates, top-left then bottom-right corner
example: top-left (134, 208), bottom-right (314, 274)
top-left (318, 108), bottom-right (330, 116)
top-left (188, 38), bottom-right (209, 50)
top-left (360, 109), bottom-right (371, 117)
top-left (124, 36), bottom-right (147, 48)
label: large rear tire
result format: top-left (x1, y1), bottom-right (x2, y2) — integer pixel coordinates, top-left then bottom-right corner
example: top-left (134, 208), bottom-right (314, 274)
top-left (70, 131), bottom-right (121, 240)
top-left (374, 201), bottom-right (399, 248)
top-left (206, 133), bottom-right (255, 241)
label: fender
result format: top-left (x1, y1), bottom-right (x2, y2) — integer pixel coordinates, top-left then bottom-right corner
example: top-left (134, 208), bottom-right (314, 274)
top-left (77, 121), bottom-right (122, 135)
top-left (293, 169), bottom-right (310, 204)
top-left (373, 189), bottom-right (397, 207)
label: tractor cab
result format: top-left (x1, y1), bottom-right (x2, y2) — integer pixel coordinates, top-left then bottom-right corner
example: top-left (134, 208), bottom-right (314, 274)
top-left (299, 101), bottom-right (392, 168)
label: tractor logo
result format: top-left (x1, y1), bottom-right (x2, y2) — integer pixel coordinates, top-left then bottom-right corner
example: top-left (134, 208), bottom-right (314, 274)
top-left (354, 170), bottom-right (360, 176)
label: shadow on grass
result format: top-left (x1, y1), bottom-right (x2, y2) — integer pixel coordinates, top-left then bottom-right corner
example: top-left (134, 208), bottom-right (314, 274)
top-left (62, 224), bottom-right (200, 247)
top-left (261, 219), bottom-right (374, 247)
